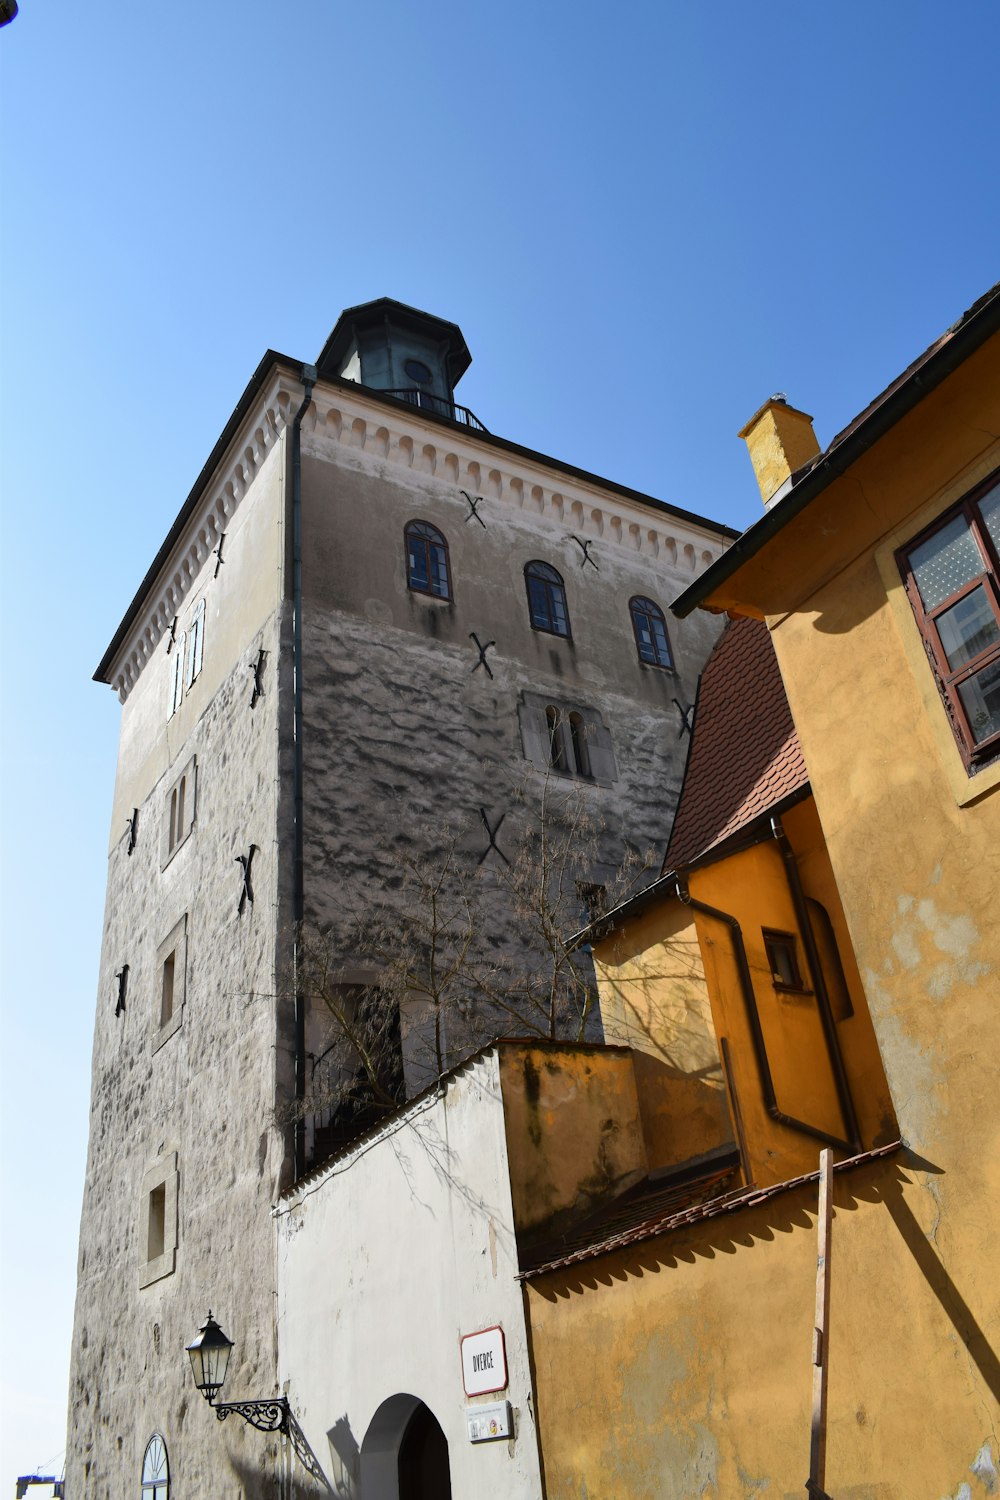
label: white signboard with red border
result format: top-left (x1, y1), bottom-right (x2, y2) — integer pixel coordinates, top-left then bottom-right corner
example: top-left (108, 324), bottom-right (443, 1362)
top-left (461, 1325), bottom-right (508, 1396)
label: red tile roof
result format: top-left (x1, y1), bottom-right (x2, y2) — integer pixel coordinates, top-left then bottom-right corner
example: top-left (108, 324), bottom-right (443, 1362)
top-left (664, 614), bottom-right (808, 871)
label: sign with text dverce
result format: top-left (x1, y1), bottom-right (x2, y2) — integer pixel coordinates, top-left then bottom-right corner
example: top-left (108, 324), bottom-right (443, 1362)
top-left (460, 1325), bottom-right (508, 1396)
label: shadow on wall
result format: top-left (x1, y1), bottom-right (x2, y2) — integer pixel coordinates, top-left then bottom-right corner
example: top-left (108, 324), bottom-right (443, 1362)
top-left (531, 1149), bottom-right (1000, 1412)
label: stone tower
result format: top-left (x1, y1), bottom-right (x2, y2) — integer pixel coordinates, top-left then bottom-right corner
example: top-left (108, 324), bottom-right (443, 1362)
top-left (66, 299), bottom-right (733, 1496)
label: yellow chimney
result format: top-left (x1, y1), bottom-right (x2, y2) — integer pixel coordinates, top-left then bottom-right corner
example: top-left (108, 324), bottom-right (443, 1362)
top-left (738, 396), bottom-right (820, 506)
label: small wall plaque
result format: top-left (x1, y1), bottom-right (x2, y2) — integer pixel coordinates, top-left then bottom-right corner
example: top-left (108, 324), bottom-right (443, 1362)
top-left (466, 1400), bottom-right (512, 1444)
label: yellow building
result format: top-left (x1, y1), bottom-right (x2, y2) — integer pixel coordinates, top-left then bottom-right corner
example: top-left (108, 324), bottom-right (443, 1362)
top-left (521, 285), bottom-right (1000, 1498)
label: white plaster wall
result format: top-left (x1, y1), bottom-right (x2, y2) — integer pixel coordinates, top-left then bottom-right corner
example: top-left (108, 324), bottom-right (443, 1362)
top-left (276, 1051), bottom-right (544, 1500)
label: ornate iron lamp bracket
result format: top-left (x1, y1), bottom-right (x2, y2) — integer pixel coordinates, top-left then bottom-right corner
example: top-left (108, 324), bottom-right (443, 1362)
top-left (214, 1396), bottom-right (289, 1433)
top-left (213, 1399), bottom-right (330, 1488)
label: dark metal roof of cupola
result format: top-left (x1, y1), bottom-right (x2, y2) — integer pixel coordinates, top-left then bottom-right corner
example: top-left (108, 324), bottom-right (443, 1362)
top-left (315, 296), bottom-right (473, 387)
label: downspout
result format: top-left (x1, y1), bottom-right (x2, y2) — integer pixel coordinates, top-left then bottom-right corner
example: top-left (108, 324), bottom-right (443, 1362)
top-left (291, 364), bottom-right (317, 1181)
top-left (769, 815), bottom-right (862, 1152)
top-left (674, 878), bottom-right (850, 1151)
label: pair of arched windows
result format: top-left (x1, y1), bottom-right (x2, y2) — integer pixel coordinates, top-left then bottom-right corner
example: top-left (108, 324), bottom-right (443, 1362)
top-left (403, 521), bottom-right (673, 668)
top-left (546, 705), bottom-right (591, 776)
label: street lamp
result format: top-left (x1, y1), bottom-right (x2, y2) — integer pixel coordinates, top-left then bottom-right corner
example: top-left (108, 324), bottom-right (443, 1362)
top-left (186, 1311), bottom-right (289, 1434)
top-left (185, 1311), bottom-right (234, 1405)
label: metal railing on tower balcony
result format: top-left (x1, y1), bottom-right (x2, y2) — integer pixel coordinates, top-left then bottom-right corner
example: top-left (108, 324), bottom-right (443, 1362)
top-left (383, 387), bottom-right (489, 432)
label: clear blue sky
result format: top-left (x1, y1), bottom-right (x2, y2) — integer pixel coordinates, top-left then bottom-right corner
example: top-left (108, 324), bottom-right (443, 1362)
top-left (1, 0), bottom-right (997, 1484)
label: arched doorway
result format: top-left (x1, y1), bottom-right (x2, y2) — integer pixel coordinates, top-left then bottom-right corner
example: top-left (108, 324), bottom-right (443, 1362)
top-left (360, 1394), bottom-right (452, 1500)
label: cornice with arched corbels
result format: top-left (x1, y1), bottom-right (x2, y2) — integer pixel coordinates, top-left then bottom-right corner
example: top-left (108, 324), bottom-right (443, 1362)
top-left (110, 372), bottom-right (727, 701)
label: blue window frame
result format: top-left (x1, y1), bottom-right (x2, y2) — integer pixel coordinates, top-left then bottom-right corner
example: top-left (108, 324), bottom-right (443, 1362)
top-left (630, 595), bottom-right (673, 668)
top-left (405, 520), bottom-right (452, 600)
top-left (525, 561), bottom-right (570, 638)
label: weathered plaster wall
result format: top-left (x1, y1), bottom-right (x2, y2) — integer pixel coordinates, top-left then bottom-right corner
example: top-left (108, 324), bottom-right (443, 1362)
top-left (275, 1050), bottom-right (545, 1500)
top-left (593, 902), bottom-right (734, 1172)
top-left (294, 409), bottom-right (726, 1065)
top-left (527, 1156), bottom-right (999, 1500)
top-left (498, 1044), bottom-right (647, 1237)
top-left (68, 447), bottom-right (291, 1497)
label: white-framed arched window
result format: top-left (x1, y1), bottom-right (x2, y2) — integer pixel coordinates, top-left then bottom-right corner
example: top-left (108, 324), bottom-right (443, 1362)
top-left (141, 1433), bottom-right (169, 1499)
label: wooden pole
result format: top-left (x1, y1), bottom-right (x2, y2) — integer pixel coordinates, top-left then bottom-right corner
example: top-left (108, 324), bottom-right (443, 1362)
top-left (808, 1148), bottom-right (834, 1498)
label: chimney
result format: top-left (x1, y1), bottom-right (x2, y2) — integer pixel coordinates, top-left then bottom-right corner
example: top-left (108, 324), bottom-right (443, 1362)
top-left (738, 395), bottom-right (820, 507)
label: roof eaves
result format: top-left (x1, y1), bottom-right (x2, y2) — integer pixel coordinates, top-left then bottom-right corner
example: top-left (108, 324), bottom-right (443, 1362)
top-left (518, 1139), bottom-right (904, 1278)
top-left (670, 282), bottom-right (1000, 619)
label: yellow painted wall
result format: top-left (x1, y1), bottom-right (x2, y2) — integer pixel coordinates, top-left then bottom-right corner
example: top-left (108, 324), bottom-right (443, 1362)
top-left (602, 326), bottom-right (1000, 1494)
top-left (593, 902), bottom-right (734, 1172)
top-left (526, 1154), bottom-right (999, 1499)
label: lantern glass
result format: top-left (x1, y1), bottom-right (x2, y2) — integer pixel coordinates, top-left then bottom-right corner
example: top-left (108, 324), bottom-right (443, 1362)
top-left (186, 1311), bottom-right (233, 1401)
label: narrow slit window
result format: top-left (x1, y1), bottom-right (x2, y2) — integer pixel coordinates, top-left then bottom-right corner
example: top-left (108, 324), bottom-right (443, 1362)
top-left (525, 561), bottom-right (571, 638)
top-left (630, 596), bottom-right (673, 668)
top-left (160, 952), bottom-right (176, 1027)
top-left (405, 520), bottom-right (452, 599)
top-left (568, 712), bottom-right (590, 776)
top-left (147, 1184), bottom-right (166, 1262)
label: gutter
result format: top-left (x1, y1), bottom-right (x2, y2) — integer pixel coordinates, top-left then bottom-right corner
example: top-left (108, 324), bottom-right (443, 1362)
top-left (670, 282), bottom-right (1000, 619)
top-left (674, 877), bottom-right (851, 1152)
top-left (290, 365), bottom-right (316, 1181)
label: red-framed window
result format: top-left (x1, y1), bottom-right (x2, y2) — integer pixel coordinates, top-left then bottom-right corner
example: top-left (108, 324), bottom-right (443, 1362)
top-left (897, 470), bottom-right (1000, 771)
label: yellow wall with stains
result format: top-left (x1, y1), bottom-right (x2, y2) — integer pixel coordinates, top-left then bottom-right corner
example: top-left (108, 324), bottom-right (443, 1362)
top-left (526, 1155), bottom-right (999, 1500)
top-left (593, 901), bottom-right (735, 1173)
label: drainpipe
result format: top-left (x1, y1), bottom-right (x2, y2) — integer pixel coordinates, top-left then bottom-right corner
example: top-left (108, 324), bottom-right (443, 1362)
top-left (291, 364), bottom-right (316, 1181)
top-left (674, 878), bottom-right (850, 1151)
top-left (769, 815), bottom-right (862, 1152)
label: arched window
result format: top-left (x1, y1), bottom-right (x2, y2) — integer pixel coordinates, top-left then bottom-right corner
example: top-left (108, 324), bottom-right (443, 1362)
top-left (630, 596), bottom-right (673, 668)
top-left (546, 706), bottom-right (569, 771)
top-left (568, 712), bottom-right (590, 776)
top-left (141, 1434), bottom-right (169, 1499)
top-left (525, 561), bottom-right (570, 638)
top-left (405, 521), bottom-right (452, 600)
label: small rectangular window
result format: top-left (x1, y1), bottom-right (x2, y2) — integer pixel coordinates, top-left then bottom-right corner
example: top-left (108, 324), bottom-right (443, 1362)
top-left (146, 1184), bottom-right (166, 1262)
top-left (898, 470), bottom-right (1000, 770)
top-left (138, 1153), bottom-right (178, 1288)
top-left (154, 915), bottom-right (187, 1049)
top-left (763, 929), bottom-right (807, 991)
